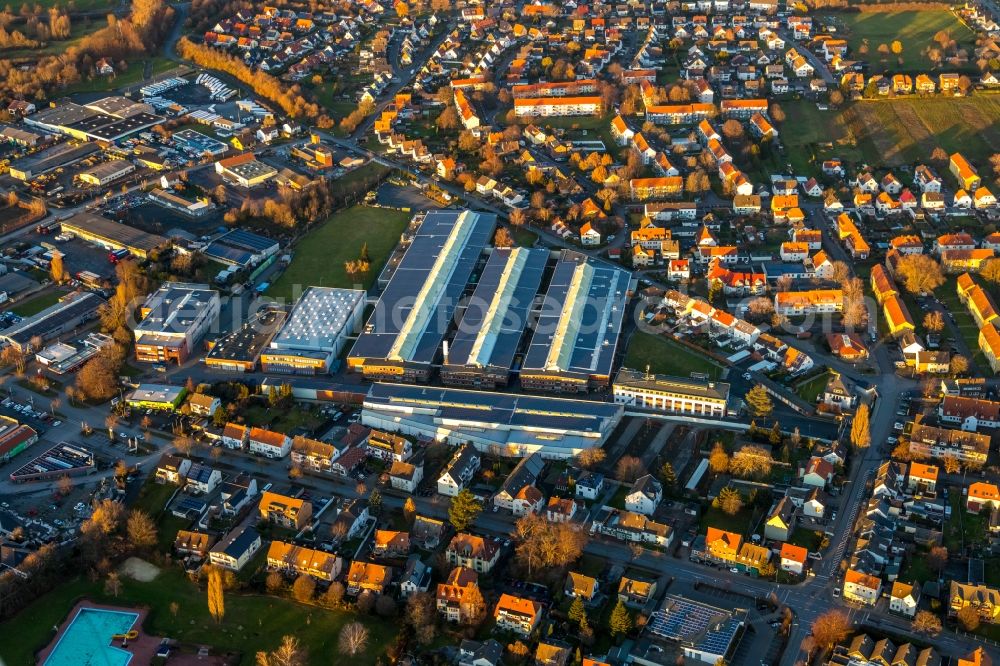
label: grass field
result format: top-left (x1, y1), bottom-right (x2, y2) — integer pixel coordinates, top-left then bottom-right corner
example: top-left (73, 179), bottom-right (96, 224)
top-left (793, 371), bottom-right (831, 404)
top-left (266, 205), bottom-right (410, 299)
top-left (10, 290), bottom-right (64, 317)
top-left (0, 569), bottom-right (392, 666)
top-left (781, 96), bottom-right (1000, 171)
top-left (936, 277), bottom-right (989, 370)
top-left (823, 10), bottom-right (975, 73)
top-left (623, 332), bottom-right (723, 380)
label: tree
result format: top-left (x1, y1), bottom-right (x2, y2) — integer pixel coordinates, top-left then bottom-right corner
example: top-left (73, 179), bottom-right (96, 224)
top-left (850, 403), bottom-right (871, 450)
top-left (943, 454), bottom-right (961, 474)
top-left (716, 487), bottom-right (743, 515)
top-left (957, 605), bottom-right (981, 631)
top-left (266, 571), bottom-right (284, 593)
top-left (104, 571), bottom-right (122, 598)
top-left (461, 583), bottom-right (487, 626)
top-left (568, 597), bottom-right (586, 624)
top-left (891, 40), bottom-right (903, 55)
top-left (403, 497), bottom-right (417, 524)
top-left (256, 635), bottom-right (308, 666)
top-left (981, 258), bottom-right (1000, 285)
top-left (494, 227), bottom-right (514, 248)
top-left (709, 441), bottom-right (730, 474)
top-left (576, 447), bottom-right (606, 469)
top-left (811, 610), bottom-right (850, 650)
top-left (126, 510), bottom-right (157, 550)
top-left (895, 254), bottom-right (945, 295)
top-left (369, 488), bottom-right (382, 515)
top-left (744, 384), bottom-right (773, 417)
top-left (292, 574), bottom-right (315, 603)
top-left (950, 355), bottom-right (970, 375)
top-left (405, 592), bottom-right (436, 642)
top-left (338, 622), bottom-right (370, 656)
top-left (609, 599), bottom-right (633, 638)
top-left (448, 488), bottom-right (483, 532)
top-left (615, 455), bottom-right (645, 482)
top-left (437, 106), bottom-right (459, 130)
top-left (49, 250), bottom-right (65, 283)
top-left (729, 446), bottom-right (774, 479)
top-left (829, 90), bottom-right (844, 106)
top-left (207, 565), bottom-right (225, 622)
top-left (721, 119), bottom-right (744, 142)
top-left (927, 546), bottom-right (948, 573)
top-left (923, 311), bottom-right (945, 332)
top-left (912, 610), bottom-right (941, 636)
top-left (57, 474), bottom-right (73, 496)
top-left (659, 462), bottom-right (676, 489)
top-left (324, 582), bottom-right (345, 607)
top-left (173, 434), bottom-right (194, 456)
top-left (513, 513), bottom-right (585, 576)
top-left (510, 208), bottom-right (526, 228)
top-left (508, 641), bottom-right (531, 664)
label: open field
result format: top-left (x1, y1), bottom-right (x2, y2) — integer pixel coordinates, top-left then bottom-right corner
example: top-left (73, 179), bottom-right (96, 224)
top-left (793, 371), bottom-right (831, 404)
top-left (10, 290), bottom-right (64, 317)
top-left (0, 569), bottom-right (392, 666)
top-left (266, 205), bottom-right (410, 299)
top-left (821, 10), bottom-right (975, 73)
top-left (623, 332), bottom-right (723, 380)
top-left (780, 97), bottom-right (1000, 172)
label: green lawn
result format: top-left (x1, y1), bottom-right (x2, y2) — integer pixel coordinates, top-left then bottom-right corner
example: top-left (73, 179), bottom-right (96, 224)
top-left (778, 99), bottom-right (873, 175)
top-left (936, 278), bottom-right (988, 369)
top-left (700, 504), bottom-right (760, 538)
top-left (239, 402), bottom-right (324, 434)
top-left (266, 205), bottom-right (409, 299)
top-left (0, 569), bottom-right (392, 666)
top-left (823, 10), bottom-right (976, 73)
top-left (132, 479), bottom-right (178, 517)
top-left (793, 371), bottom-right (831, 404)
top-left (10, 290), bottom-right (64, 317)
top-left (623, 332), bottom-right (723, 380)
top-left (787, 529), bottom-right (823, 552)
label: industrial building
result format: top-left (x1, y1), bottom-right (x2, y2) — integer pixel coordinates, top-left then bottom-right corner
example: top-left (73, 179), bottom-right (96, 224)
top-left (441, 247), bottom-right (548, 389)
top-left (78, 160), bottom-right (136, 186)
top-left (260, 287), bottom-right (366, 374)
top-left (173, 129), bottom-right (229, 157)
top-left (203, 229), bottom-right (279, 268)
top-left (0, 291), bottom-right (103, 352)
top-left (0, 416), bottom-right (38, 463)
top-left (348, 210), bottom-right (496, 382)
top-left (35, 332), bottom-right (114, 374)
top-left (134, 282), bottom-right (220, 365)
top-left (24, 100), bottom-right (161, 142)
top-left (8, 142), bottom-right (100, 180)
top-left (204, 307), bottom-right (285, 373)
top-left (214, 153), bottom-right (278, 188)
top-left (520, 251), bottom-right (634, 393)
top-left (60, 212), bottom-right (169, 259)
top-left (126, 384), bottom-right (188, 411)
top-left (361, 383), bottom-right (623, 459)
top-left (612, 368), bottom-right (733, 418)
top-left (148, 188), bottom-right (214, 218)
top-left (8, 442), bottom-right (95, 483)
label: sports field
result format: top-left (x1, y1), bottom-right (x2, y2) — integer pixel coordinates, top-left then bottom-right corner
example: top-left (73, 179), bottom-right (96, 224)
top-left (823, 10), bottom-right (975, 73)
top-left (267, 205), bottom-right (410, 299)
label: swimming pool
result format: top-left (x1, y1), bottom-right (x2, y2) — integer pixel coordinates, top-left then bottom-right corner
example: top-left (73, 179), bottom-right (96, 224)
top-left (44, 607), bottom-right (140, 666)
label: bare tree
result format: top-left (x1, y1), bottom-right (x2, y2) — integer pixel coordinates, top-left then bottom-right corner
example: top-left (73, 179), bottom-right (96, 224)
top-left (338, 622), bottom-right (370, 656)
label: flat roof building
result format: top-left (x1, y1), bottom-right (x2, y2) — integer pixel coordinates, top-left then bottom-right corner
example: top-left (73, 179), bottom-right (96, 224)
top-left (261, 287), bottom-right (366, 375)
top-left (203, 229), bottom-right (279, 268)
top-left (25, 101), bottom-right (161, 142)
top-left (126, 384), bottom-right (188, 411)
top-left (520, 251), bottom-right (634, 393)
top-left (348, 210), bottom-right (496, 382)
top-left (361, 383), bottom-right (623, 459)
top-left (205, 306), bottom-right (285, 373)
top-left (215, 153), bottom-right (278, 188)
top-left (134, 282), bottom-right (220, 365)
top-left (441, 247), bottom-right (548, 389)
top-left (0, 291), bottom-right (103, 352)
top-left (613, 368), bottom-right (732, 418)
top-left (9, 442), bottom-right (94, 482)
top-left (61, 212), bottom-right (169, 259)
top-left (78, 160), bottom-right (135, 186)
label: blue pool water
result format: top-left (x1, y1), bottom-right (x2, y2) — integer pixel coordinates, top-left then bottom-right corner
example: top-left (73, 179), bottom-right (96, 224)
top-left (44, 608), bottom-right (140, 666)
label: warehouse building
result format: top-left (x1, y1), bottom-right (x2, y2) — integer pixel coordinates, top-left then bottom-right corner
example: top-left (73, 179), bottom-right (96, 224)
top-left (520, 251), bottom-right (634, 393)
top-left (173, 129), bottom-right (229, 157)
top-left (441, 247), bottom-right (547, 389)
top-left (203, 229), bottom-right (279, 268)
top-left (9, 442), bottom-right (94, 482)
top-left (78, 159), bottom-right (136, 186)
top-left (60, 212), bottom-right (169, 259)
top-left (25, 101), bottom-right (161, 142)
top-left (214, 153), bottom-right (278, 188)
top-left (348, 210), bottom-right (496, 382)
top-left (0, 416), bottom-right (38, 463)
top-left (134, 282), bottom-right (220, 365)
top-left (0, 291), bottom-right (103, 352)
top-left (148, 188), bottom-right (214, 218)
top-left (613, 368), bottom-right (733, 418)
top-left (261, 287), bottom-right (366, 374)
top-left (8, 142), bottom-right (100, 181)
top-left (205, 307), bottom-right (285, 373)
top-left (361, 383), bottom-right (623, 459)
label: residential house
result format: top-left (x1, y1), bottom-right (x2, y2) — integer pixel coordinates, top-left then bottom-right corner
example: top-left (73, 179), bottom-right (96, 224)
top-left (494, 593), bottom-right (543, 636)
top-left (576, 471), bottom-right (604, 500)
top-left (625, 475), bottom-right (662, 516)
top-left (765, 496), bottom-right (795, 541)
top-left (545, 497), bottom-right (577, 523)
top-left (266, 541), bottom-right (341, 581)
top-left (438, 444), bottom-right (480, 496)
top-left (209, 526), bottom-right (262, 571)
top-left (779, 543), bottom-right (808, 575)
top-left (949, 581), bottom-right (1000, 624)
top-left (155, 455), bottom-right (191, 484)
top-left (174, 530), bottom-right (214, 559)
top-left (565, 571), bottom-right (599, 601)
top-left (437, 566), bottom-right (481, 622)
top-left (221, 423), bottom-right (249, 450)
top-left (346, 560), bottom-right (392, 596)
top-left (185, 464), bottom-right (222, 494)
top-left (889, 581), bottom-right (921, 618)
top-left (331, 499), bottom-right (370, 541)
top-left (373, 530), bottom-right (411, 558)
top-left (843, 569), bottom-right (882, 606)
top-left (494, 453), bottom-right (545, 515)
top-left (446, 533), bottom-right (501, 573)
top-left (366, 430), bottom-right (412, 462)
top-left (389, 458), bottom-right (424, 493)
top-left (968, 482), bottom-right (1000, 514)
top-left (618, 575), bottom-right (658, 607)
top-left (248, 427), bottom-right (292, 458)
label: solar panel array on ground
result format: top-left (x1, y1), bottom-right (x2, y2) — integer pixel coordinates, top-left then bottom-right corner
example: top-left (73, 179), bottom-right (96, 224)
top-left (447, 247), bottom-right (547, 372)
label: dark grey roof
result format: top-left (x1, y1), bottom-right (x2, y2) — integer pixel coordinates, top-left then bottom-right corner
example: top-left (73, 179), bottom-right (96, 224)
top-left (446, 247), bottom-right (547, 371)
top-left (349, 210), bottom-right (496, 366)
top-left (615, 368), bottom-right (730, 401)
top-left (521, 250), bottom-right (632, 380)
